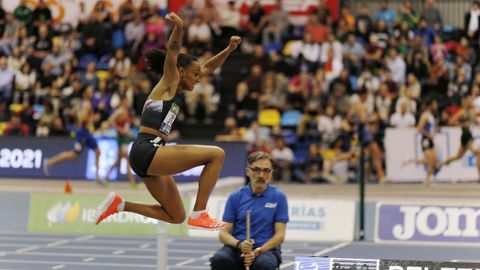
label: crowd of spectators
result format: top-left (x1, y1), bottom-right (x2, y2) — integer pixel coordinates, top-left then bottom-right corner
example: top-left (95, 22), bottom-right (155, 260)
top-left (1, 0), bottom-right (479, 184)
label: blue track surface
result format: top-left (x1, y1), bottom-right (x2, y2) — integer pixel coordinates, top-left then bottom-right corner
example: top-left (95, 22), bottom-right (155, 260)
top-left (0, 231), bottom-right (479, 270)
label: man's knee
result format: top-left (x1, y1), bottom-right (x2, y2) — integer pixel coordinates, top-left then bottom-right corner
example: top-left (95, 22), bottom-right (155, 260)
top-left (252, 253), bottom-right (280, 270)
top-left (210, 249), bottom-right (235, 269)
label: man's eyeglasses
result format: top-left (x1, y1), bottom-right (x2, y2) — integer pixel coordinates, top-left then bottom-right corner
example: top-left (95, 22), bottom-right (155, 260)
top-left (248, 167), bottom-right (273, 174)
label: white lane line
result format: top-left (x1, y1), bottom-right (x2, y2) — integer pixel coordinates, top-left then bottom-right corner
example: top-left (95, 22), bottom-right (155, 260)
top-left (201, 252), bottom-right (214, 259)
top-left (0, 259), bottom-right (155, 268)
top-left (51, 265), bottom-right (65, 270)
top-left (47, 240), bottom-right (69, 247)
top-left (313, 242), bottom-right (350, 256)
top-left (15, 246), bottom-right (39, 253)
top-left (280, 242), bottom-right (350, 269)
top-left (112, 250), bottom-right (125, 255)
top-left (83, 257), bottom-right (95, 262)
top-left (175, 259), bottom-right (195, 267)
top-left (75, 235), bottom-right (95, 241)
top-left (140, 243), bottom-right (150, 249)
top-left (4, 251), bottom-right (154, 259)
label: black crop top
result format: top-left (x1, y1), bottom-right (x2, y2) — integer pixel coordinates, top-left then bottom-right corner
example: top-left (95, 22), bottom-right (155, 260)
top-left (140, 95), bottom-right (182, 136)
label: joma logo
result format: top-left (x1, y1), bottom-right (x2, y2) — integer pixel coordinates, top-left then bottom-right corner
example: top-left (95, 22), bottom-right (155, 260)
top-left (392, 206), bottom-right (480, 240)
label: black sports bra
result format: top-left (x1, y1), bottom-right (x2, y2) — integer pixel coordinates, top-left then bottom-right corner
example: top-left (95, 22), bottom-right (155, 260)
top-left (140, 95), bottom-right (182, 136)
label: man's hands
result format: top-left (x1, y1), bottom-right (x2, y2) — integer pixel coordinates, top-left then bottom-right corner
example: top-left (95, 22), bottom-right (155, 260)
top-left (165, 12), bottom-right (183, 28)
top-left (239, 240), bottom-right (260, 268)
top-left (227, 36), bottom-right (242, 51)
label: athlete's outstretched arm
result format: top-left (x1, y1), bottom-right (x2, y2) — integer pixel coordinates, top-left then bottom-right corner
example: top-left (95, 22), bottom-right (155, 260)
top-left (201, 36), bottom-right (241, 76)
top-left (150, 12), bottom-right (184, 99)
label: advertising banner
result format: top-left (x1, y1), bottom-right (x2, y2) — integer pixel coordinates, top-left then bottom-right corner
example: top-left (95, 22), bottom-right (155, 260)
top-left (0, 192), bottom-right (30, 231)
top-left (187, 195), bottom-right (355, 241)
top-left (380, 259), bottom-right (480, 270)
top-left (376, 203), bottom-right (480, 244)
top-left (0, 137), bottom-right (87, 179)
top-left (294, 257), bottom-right (379, 270)
top-left (385, 127), bottom-right (480, 182)
top-left (27, 193), bottom-right (189, 236)
top-left (0, 136), bottom-right (247, 182)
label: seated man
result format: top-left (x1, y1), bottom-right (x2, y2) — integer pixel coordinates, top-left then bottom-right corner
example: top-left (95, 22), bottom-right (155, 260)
top-left (210, 151), bottom-right (289, 270)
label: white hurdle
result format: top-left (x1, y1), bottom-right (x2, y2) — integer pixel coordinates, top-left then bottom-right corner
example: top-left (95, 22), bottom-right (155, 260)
top-left (155, 177), bottom-right (243, 270)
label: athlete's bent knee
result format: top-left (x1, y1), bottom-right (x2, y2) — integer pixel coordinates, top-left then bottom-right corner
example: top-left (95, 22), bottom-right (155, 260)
top-left (211, 146), bottom-right (225, 161)
top-left (170, 211), bottom-right (186, 224)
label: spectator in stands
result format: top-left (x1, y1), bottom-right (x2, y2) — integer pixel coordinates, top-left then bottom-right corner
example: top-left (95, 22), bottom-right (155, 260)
top-left (80, 61), bottom-right (99, 88)
top-left (125, 14), bottom-right (146, 57)
top-left (80, 12), bottom-right (109, 57)
top-left (220, 1), bottom-right (241, 38)
top-left (397, 0), bottom-right (419, 29)
top-left (13, 62), bottom-right (35, 104)
top-left (294, 142), bottom-right (323, 183)
top-left (312, 0), bottom-right (332, 26)
top-left (364, 35), bottom-right (383, 71)
top-left (178, 0), bottom-right (197, 28)
top-left (232, 81), bottom-right (256, 127)
top-left (291, 33), bottom-right (321, 73)
top-left (262, 0), bottom-right (290, 46)
top-left (14, 0), bottom-right (33, 29)
top-left (386, 47), bottom-right (406, 84)
top-left (0, 56), bottom-right (13, 119)
top-left (246, 0), bottom-right (265, 44)
top-left (42, 44), bottom-right (73, 77)
top-left (464, 1), bottom-right (480, 47)
top-left (317, 105), bottom-right (342, 145)
top-left (4, 113), bottom-right (29, 136)
top-left (320, 33), bottom-right (343, 64)
top-left (117, 0), bottom-right (136, 28)
top-left (210, 151), bottom-right (288, 270)
top-left (343, 33), bottom-right (365, 76)
top-left (186, 75), bottom-right (218, 123)
top-left (271, 136), bottom-right (294, 182)
top-left (187, 15), bottom-right (212, 56)
top-left (390, 100), bottom-right (416, 128)
top-left (304, 14), bottom-right (329, 44)
top-left (138, 0), bottom-right (152, 21)
top-left (198, 0), bottom-right (222, 36)
top-left (421, 0), bottom-right (443, 29)
top-left (355, 4), bottom-right (373, 43)
top-left (215, 116), bottom-right (243, 142)
top-left (32, 0), bottom-right (52, 29)
top-left (393, 20), bottom-right (415, 42)
top-left (297, 100), bottom-right (321, 142)
top-left (109, 48), bottom-right (131, 79)
top-left (374, 0), bottom-right (397, 28)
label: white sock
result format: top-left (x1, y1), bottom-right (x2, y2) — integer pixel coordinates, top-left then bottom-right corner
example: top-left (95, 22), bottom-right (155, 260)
top-left (117, 200), bottom-right (125, 212)
top-left (190, 209), bottom-right (206, 219)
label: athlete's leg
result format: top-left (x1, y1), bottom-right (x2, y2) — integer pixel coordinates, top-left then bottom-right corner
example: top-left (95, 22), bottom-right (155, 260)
top-left (424, 148), bottom-right (436, 186)
top-left (439, 145), bottom-right (467, 168)
top-left (94, 147), bottom-right (101, 182)
top-left (118, 147), bottom-right (137, 187)
top-left (95, 175), bottom-right (185, 224)
top-left (105, 149), bottom-right (121, 181)
top-left (147, 144), bottom-right (225, 211)
top-left (368, 142), bottom-right (385, 182)
top-left (125, 175), bottom-right (185, 223)
top-left (47, 150), bottom-right (80, 167)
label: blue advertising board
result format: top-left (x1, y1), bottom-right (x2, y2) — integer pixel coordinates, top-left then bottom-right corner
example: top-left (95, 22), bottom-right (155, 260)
top-left (0, 136), bottom-right (247, 182)
top-left (376, 203), bottom-right (480, 243)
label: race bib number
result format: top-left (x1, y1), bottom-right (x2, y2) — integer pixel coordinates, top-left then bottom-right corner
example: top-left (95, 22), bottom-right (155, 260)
top-left (160, 103), bottom-right (180, 135)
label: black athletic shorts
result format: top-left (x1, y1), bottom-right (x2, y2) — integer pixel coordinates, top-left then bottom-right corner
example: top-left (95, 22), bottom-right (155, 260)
top-left (461, 127), bottom-right (473, 147)
top-left (129, 132), bottom-right (165, 177)
top-left (421, 135), bottom-right (434, 151)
